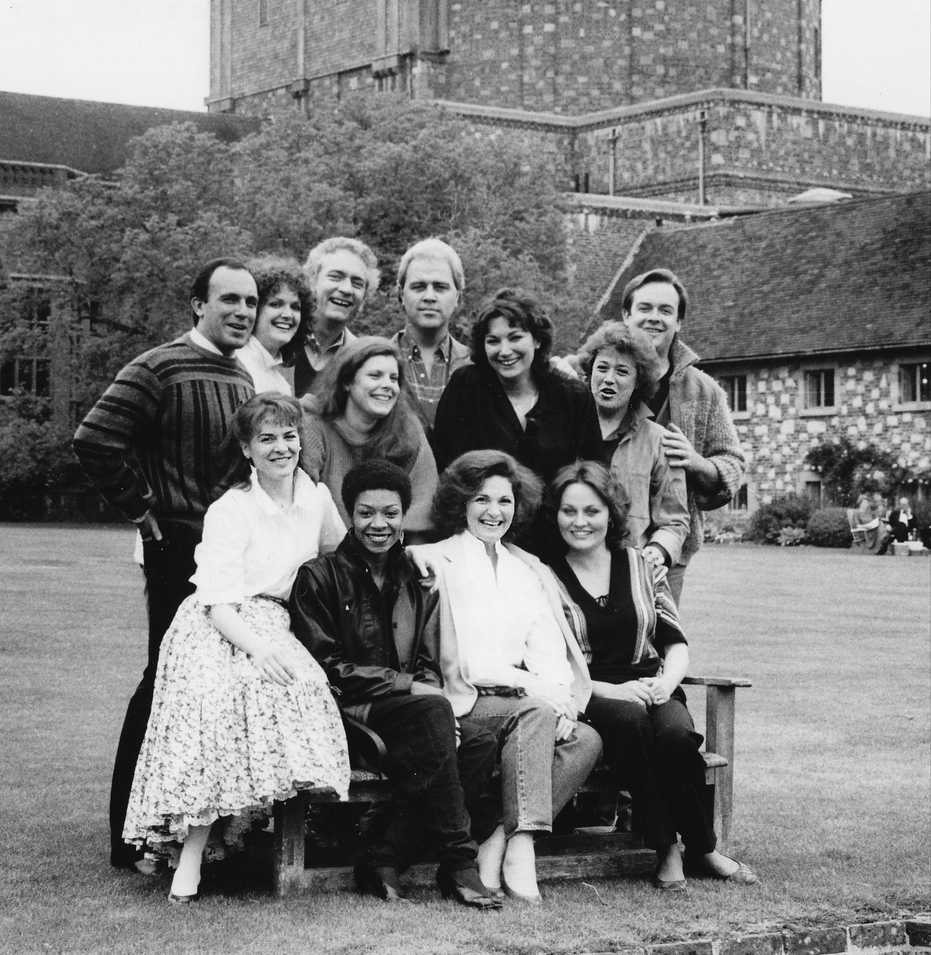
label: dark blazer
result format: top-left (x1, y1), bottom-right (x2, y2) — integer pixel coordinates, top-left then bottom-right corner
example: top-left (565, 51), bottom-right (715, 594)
top-left (887, 509), bottom-right (918, 542)
top-left (432, 363), bottom-right (603, 481)
top-left (289, 534), bottom-right (441, 715)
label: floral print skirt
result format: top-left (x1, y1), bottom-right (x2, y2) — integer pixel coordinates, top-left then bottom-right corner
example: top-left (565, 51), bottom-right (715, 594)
top-left (122, 595), bottom-right (350, 852)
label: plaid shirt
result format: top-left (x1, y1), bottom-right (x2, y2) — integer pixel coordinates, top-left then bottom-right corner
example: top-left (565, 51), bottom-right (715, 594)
top-left (391, 328), bottom-right (470, 431)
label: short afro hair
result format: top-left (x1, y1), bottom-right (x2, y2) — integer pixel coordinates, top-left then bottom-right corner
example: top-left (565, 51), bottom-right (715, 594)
top-left (341, 459), bottom-right (413, 516)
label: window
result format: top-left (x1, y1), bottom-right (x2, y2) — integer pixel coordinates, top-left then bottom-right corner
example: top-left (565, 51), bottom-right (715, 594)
top-left (899, 361), bottom-right (931, 405)
top-left (719, 374), bottom-right (748, 414)
top-left (729, 484), bottom-right (749, 510)
top-left (0, 358), bottom-right (51, 397)
top-left (258, 0), bottom-right (268, 27)
top-left (803, 368), bottom-right (835, 410)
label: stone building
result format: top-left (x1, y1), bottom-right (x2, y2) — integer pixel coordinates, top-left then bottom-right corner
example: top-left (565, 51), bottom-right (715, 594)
top-left (207, 0), bottom-right (930, 206)
top-left (596, 190), bottom-right (931, 507)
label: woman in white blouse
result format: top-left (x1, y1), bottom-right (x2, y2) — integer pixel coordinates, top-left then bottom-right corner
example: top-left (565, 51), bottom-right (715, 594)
top-left (237, 255), bottom-right (310, 394)
top-left (424, 449), bottom-right (602, 903)
top-left (122, 393), bottom-right (350, 902)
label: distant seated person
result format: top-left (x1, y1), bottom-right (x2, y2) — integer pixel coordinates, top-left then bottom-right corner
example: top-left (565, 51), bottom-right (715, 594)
top-left (289, 460), bottom-right (501, 909)
top-left (849, 492), bottom-right (888, 553)
top-left (887, 495), bottom-right (918, 543)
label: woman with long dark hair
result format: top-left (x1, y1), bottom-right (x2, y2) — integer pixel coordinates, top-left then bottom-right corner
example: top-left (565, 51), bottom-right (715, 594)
top-left (546, 460), bottom-right (758, 890)
top-left (122, 393), bottom-right (350, 902)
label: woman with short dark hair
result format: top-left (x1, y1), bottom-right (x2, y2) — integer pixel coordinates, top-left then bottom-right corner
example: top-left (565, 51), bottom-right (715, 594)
top-left (418, 449), bottom-right (602, 903)
top-left (290, 459), bottom-right (501, 909)
top-left (546, 460), bottom-right (758, 890)
top-left (300, 336), bottom-right (438, 538)
top-left (122, 393), bottom-right (350, 902)
top-left (432, 288), bottom-right (602, 519)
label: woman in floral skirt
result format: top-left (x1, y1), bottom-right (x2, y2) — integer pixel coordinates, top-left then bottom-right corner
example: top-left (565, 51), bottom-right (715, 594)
top-left (122, 393), bottom-right (351, 902)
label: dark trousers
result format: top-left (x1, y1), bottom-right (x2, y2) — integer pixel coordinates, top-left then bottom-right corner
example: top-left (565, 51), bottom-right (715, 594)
top-left (109, 523), bottom-right (200, 865)
top-left (586, 689), bottom-right (715, 855)
top-left (363, 694), bottom-right (480, 873)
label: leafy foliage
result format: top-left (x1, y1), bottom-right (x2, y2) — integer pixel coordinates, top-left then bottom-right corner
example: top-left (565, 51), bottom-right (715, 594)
top-left (804, 437), bottom-right (898, 506)
top-left (746, 493), bottom-right (814, 544)
top-left (806, 507), bottom-right (854, 548)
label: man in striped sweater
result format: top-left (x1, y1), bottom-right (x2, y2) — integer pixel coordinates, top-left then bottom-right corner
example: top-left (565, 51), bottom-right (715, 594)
top-left (74, 258), bottom-right (258, 869)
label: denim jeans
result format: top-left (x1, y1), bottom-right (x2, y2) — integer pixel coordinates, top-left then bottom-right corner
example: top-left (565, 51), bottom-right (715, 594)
top-left (460, 694), bottom-right (602, 835)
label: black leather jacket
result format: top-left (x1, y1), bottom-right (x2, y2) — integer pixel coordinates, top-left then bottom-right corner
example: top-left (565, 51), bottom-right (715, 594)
top-left (289, 534), bottom-right (441, 713)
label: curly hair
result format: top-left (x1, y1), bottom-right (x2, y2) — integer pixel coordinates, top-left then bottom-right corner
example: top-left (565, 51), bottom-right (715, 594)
top-left (215, 392), bottom-right (304, 492)
top-left (620, 268), bottom-right (688, 323)
top-left (246, 254), bottom-right (313, 366)
top-left (432, 449), bottom-right (543, 541)
top-left (468, 287), bottom-right (553, 377)
top-left (576, 321), bottom-right (664, 403)
top-left (546, 460), bottom-right (630, 551)
top-left (303, 236), bottom-right (380, 303)
top-left (341, 459), bottom-right (413, 516)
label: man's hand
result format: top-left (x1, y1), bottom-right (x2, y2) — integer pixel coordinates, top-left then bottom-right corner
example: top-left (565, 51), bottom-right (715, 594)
top-left (410, 681), bottom-right (445, 697)
top-left (661, 424), bottom-right (719, 488)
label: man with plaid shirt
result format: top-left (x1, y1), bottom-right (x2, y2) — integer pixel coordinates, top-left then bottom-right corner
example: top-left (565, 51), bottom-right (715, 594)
top-left (391, 238), bottom-right (470, 443)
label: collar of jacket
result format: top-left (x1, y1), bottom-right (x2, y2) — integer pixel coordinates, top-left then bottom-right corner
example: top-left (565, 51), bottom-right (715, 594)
top-left (336, 532), bottom-right (413, 584)
top-left (668, 336), bottom-right (700, 377)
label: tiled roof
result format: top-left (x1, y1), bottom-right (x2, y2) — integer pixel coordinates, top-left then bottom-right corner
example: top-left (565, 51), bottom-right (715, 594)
top-left (598, 191), bottom-right (931, 362)
top-left (0, 90), bottom-right (257, 176)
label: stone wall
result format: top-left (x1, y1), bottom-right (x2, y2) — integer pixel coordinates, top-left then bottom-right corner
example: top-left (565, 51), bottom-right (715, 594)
top-left (715, 353), bottom-right (931, 506)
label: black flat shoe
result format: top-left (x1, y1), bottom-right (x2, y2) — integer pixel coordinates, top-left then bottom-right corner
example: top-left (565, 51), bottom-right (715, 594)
top-left (167, 891), bottom-right (199, 904)
top-left (437, 868), bottom-right (503, 910)
top-left (354, 863), bottom-right (410, 903)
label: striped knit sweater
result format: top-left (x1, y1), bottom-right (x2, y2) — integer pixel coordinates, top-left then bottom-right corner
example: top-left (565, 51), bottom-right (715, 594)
top-left (73, 335), bottom-right (254, 524)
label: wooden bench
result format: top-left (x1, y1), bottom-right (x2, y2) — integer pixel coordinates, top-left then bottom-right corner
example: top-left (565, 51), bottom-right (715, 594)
top-left (271, 674), bottom-right (750, 897)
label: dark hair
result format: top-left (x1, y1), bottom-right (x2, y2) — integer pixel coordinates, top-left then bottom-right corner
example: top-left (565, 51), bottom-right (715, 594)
top-left (469, 287), bottom-right (553, 378)
top-left (189, 257), bottom-right (252, 326)
top-left (432, 449), bottom-right (542, 541)
top-left (547, 460), bottom-right (629, 551)
top-left (246, 254), bottom-right (314, 366)
top-left (216, 392), bottom-right (304, 491)
top-left (577, 321), bottom-right (664, 403)
top-left (341, 459), bottom-right (413, 515)
top-left (314, 336), bottom-right (422, 466)
top-left (620, 268), bottom-right (688, 323)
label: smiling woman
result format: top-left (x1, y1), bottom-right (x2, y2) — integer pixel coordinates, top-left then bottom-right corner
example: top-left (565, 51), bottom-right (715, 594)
top-left (300, 336), bottom-right (439, 538)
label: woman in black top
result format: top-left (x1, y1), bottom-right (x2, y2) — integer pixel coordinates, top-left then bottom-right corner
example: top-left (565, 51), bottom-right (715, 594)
top-left (433, 288), bottom-right (602, 483)
top-left (546, 460), bottom-right (758, 890)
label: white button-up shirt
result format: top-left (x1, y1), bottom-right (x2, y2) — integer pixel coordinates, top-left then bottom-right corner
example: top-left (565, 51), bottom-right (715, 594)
top-left (191, 469), bottom-right (345, 605)
top-left (236, 336), bottom-right (293, 395)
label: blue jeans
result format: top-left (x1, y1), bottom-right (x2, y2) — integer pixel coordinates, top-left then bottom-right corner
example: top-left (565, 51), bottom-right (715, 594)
top-left (460, 694), bottom-right (602, 835)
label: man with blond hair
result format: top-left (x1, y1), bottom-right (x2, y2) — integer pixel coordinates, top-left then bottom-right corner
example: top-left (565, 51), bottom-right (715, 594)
top-left (391, 237), bottom-right (471, 439)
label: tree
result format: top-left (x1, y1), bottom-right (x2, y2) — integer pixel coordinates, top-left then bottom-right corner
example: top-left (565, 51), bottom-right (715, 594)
top-left (804, 437), bottom-right (899, 505)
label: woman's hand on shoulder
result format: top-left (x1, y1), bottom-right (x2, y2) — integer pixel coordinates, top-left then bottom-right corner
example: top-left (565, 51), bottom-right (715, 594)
top-left (405, 544), bottom-right (440, 589)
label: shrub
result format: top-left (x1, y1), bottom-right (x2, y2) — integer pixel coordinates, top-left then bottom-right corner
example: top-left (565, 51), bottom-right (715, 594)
top-left (747, 494), bottom-right (814, 544)
top-left (806, 507), bottom-right (853, 548)
top-left (702, 507), bottom-right (751, 543)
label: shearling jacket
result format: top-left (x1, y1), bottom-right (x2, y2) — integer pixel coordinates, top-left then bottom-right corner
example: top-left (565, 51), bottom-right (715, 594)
top-left (289, 534), bottom-right (441, 720)
top-left (663, 338), bottom-right (746, 565)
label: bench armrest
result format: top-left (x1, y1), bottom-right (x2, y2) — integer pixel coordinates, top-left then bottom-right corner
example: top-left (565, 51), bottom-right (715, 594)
top-left (342, 714), bottom-right (388, 774)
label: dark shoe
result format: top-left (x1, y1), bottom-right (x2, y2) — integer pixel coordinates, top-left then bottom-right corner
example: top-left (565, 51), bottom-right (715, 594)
top-left (354, 863), bottom-right (410, 903)
top-left (437, 868), bottom-right (503, 910)
top-left (111, 845), bottom-right (144, 871)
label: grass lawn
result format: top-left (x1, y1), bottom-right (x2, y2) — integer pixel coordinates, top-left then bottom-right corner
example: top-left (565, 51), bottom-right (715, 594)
top-left (0, 525), bottom-right (928, 955)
